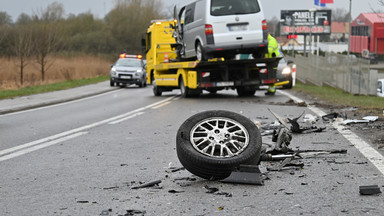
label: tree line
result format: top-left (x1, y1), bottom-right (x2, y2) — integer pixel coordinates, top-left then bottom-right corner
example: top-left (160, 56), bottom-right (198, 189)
top-left (0, 0), bottom-right (165, 85)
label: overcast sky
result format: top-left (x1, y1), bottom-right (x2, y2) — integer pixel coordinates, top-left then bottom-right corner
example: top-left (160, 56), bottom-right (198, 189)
top-left (1, 0), bottom-right (383, 22)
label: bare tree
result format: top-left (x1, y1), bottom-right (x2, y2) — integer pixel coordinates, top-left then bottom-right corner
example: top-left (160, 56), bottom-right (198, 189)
top-left (31, 2), bottom-right (65, 81)
top-left (332, 8), bottom-right (350, 22)
top-left (10, 26), bottom-right (34, 86)
top-left (32, 23), bottom-right (63, 81)
top-left (0, 11), bottom-right (12, 25)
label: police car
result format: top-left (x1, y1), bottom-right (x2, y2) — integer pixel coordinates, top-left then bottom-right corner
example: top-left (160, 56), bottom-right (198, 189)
top-left (110, 54), bottom-right (147, 87)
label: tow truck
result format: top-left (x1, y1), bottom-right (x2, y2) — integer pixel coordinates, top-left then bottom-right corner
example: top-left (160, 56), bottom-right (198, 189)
top-left (142, 20), bottom-right (281, 97)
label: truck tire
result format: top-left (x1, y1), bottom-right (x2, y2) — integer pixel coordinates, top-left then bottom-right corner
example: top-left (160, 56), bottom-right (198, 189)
top-left (153, 81), bottom-right (162, 96)
top-left (176, 110), bottom-right (262, 180)
top-left (179, 77), bottom-right (190, 98)
top-left (236, 87), bottom-right (256, 97)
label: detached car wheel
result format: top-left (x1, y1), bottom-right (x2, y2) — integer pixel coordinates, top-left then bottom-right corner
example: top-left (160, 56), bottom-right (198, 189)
top-left (176, 110), bottom-right (262, 180)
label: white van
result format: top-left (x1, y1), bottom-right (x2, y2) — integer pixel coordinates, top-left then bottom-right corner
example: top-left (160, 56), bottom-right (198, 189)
top-left (378, 79), bottom-right (384, 97)
top-left (175, 0), bottom-right (268, 61)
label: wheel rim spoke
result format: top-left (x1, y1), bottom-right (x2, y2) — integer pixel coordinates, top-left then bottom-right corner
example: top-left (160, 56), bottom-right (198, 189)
top-left (190, 117), bottom-right (250, 158)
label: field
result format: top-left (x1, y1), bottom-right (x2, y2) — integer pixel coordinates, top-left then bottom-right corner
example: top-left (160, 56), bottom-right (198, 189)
top-left (0, 56), bottom-right (111, 90)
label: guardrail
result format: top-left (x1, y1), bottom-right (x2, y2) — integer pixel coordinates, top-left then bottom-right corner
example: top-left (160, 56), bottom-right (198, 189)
top-left (286, 53), bottom-right (380, 96)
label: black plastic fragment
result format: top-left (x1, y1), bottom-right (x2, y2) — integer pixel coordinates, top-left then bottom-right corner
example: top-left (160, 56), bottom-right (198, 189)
top-left (220, 165), bottom-right (264, 185)
top-left (359, 185), bottom-right (382, 195)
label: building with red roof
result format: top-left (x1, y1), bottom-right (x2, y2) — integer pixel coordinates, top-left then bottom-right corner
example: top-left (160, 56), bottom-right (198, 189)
top-left (331, 22), bottom-right (349, 42)
top-left (350, 13), bottom-right (384, 55)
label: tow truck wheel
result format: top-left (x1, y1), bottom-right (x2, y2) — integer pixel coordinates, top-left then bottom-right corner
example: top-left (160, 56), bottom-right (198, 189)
top-left (153, 81), bottom-right (162, 96)
top-left (236, 87), bottom-right (256, 97)
top-left (176, 110), bottom-right (262, 180)
top-left (179, 77), bottom-right (190, 98)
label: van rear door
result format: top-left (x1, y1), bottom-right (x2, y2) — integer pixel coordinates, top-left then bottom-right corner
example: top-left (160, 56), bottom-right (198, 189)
top-left (209, 0), bottom-right (265, 46)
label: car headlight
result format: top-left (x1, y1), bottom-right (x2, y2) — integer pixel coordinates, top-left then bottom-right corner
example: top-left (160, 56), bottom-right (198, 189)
top-left (136, 69), bottom-right (143, 73)
top-left (282, 67), bottom-right (291, 75)
top-left (111, 68), bottom-right (117, 76)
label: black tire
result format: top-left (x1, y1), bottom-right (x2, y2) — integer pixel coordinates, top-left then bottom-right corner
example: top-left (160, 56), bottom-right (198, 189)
top-left (196, 42), bottom-right (207, 62)
top-left (110, 80), bottom-right (115, 87)
top-left (176, 110), bottom-right (262, 180)
top-left (236, 87), bottom-right (256, 97)
top-left (179, 77), bottom-right (190, 98)
top-left (153, 81), bottom-right (162, 96)
top-left (283, 75), bottom-right (293, 89)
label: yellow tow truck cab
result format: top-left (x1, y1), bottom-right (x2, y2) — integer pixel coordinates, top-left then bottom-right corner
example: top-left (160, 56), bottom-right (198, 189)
top-left (143, 20), bottom-right (281, 97)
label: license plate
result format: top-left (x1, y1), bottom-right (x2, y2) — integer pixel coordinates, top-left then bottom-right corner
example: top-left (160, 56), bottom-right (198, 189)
top-left (120, 75), bottom-right (132, 79)
top-left (228, 25), bottom-right (247, 31)
top-left (216, 81), bottom-right (234, 87)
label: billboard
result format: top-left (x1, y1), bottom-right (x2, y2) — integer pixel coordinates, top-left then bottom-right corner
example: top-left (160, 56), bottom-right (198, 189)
top-left (280, 10), bottom-right (332, 35)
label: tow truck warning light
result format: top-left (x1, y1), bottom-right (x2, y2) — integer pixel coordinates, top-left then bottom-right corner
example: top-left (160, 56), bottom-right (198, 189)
top-left (120, 54), bottom-right (143, 59)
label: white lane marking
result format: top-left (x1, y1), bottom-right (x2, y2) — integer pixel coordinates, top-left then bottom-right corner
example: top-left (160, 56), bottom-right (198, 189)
top-left (151, 101), bottom-right (172, 109)
top-left (0, 132), bottom-right (88, 162)
top-left (108, 112), bottom-right (145, 125)
top-left (0, 96), bottom-right (178, 160)
top-left (0, 89), bottom-right (125, 117)
top-left (279, 90), bottom-right (384, 175)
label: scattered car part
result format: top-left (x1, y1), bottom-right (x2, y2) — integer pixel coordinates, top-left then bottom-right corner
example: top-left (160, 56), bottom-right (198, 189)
top-left (131, 180), bottom-right (162, 189)
top-left (272, 127), bottom-right (292, 152)
top-left (220, 164), bottom-right (265, 185)
top-left (268, 108), bottom-right (290, 128)
top-left (176, 110), bottom-right (262, 180)
top-left (359, 185), bottom-right (382, 195)
top-left (260, 154), bottom-right (296, 161)
top-left (343, 116), bottom-right (379, 125)
top-left (322, 112), bottom-right (339, 121)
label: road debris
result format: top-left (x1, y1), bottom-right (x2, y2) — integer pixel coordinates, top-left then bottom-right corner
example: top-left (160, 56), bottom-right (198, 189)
top-left (342, 116), bottom-right (379, 125)
top-left (204, 185), bottom-right (219, 193)
top-left (100, 209), bottom-right (112, 216)
top-left (220, 165), bottom-right (266, 185)
top-left (359, 185), bottom-right (382, 195)
top-left (119, 209), bottom-right (146, 216)
top-left (168, 189), bottom-right (185, 193)
top-left (131, 180), bottom-right (162, 189)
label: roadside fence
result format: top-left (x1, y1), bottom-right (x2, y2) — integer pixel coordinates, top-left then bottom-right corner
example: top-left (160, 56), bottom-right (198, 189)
top-left (286, 53), bottom-right (379, 96)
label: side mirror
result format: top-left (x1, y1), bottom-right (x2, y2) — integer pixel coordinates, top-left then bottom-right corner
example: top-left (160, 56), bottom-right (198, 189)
top-left (287, 60), bottom-right (294, 64)
top-left (173, 6), bottom-right (177, 20)
top-left (110, 64), bottom-right (114, 68)
top-left (378, 88), bottom-right (382, 94)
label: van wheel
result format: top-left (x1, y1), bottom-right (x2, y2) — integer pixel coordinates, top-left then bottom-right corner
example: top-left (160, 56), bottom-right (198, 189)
top-left (196, 42), bottom-right (207, 62)
top-left (110, 80), bottom-right (115, 87)
top-left (176, 110), bottom-right (262, 180)
top-left (179, 77), bottom-right (190, 98)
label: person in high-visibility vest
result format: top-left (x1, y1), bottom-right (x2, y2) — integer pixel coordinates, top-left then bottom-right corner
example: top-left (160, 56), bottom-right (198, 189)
top-left (265, 33), bottom-right (281, 96)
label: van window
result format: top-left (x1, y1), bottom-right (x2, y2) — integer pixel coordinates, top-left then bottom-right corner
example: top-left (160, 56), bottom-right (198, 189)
top-left (211, 0), bottom-right (260, 16)
top-left (185, 3), bottom-right (195, 25)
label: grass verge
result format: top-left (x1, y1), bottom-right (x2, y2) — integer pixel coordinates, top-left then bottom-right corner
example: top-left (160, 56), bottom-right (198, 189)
top-left (0, 75), bottom-right (109, 100)
top-left (291, 82), bottom-right (384, 114)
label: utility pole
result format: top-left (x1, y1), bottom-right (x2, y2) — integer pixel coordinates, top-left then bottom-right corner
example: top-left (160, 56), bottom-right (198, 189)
top-left (348, 0), bottom-right (352, 55)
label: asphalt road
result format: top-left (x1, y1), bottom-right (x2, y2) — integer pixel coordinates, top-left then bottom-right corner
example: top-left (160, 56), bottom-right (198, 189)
top-left (0, 83), bottom-right (383, 216)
